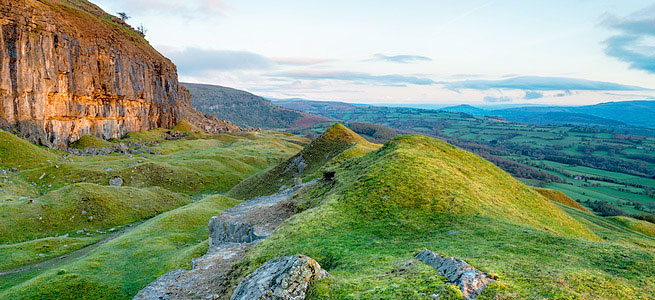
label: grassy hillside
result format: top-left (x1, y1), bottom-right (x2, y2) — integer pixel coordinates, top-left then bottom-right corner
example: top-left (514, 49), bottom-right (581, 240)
top-left (0, 131), bottom-right (57, 169)
top-left (0, 195), bottom-right (239, 299)
top-left (535, 187), bottom-right (592, 213)
top-left (608, 216), bottom-right (655, 237)
top-left (234, 134), bottom-right (655, 299)
top-left (0, 184), bottom-right (190, 244)
top-left (0, 127), bottom-right (306, 293)
top-left (184, 83), bottom-right (333, 130)
top-left (228, 123), bottom-right (380, 199)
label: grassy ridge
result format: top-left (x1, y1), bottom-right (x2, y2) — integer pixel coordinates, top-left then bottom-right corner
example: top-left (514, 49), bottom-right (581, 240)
top-left (608, 216), bottom-right (655, 237)
top-left (228, 124), bottom-right (379, 199)
top-left (0, 184), bottom-right (190, 243)
top-left (229, 133), bottom-right (655, 299)
top-left (535, 187), bottom-right (592, 213)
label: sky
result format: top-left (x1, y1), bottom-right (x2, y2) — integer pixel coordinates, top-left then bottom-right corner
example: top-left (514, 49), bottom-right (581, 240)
top-left (92, 0), bottom-right (655, 106)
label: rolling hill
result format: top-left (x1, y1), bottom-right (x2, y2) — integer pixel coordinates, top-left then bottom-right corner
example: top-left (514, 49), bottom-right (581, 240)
top-left (441, 101), bottom-right (655, 136)
top-left (229, 127), bottom-right (655, 299)
top-left (183, 83), bottom-right (333, 130)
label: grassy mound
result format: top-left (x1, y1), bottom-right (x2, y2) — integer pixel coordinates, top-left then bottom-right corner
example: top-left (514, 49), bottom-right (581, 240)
top-left (608, 216), bottom-right (655, 237)
top-left (69, 135), bottom-right (114, 150)
top-left (558, 204), bottom-right (655, 248)
top-left (231, 135), bottom-right (655, 299)
top-left (171, 120), bottom-right (202, 134)
top-left (535, 187), bottom-right (592, 213)
top-left (0, 130), bottom-right (57, 169)
top-left (228, 123), bottom-right (379, 199)
top-left (0, 184), bottom-right (191, 243)
top-left (0, 195), bottom-right (239, 299)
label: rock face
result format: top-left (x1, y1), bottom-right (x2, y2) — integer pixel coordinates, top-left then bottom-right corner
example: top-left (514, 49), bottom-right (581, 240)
top-left (230, 255), bottom-right (329, 300)
top-left (0, 0), bottom-right (220, 148)
top-left (415, 249), bottom-right (494, 300)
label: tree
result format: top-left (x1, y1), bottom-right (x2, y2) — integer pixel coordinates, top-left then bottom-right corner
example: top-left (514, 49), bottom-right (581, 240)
top-left (136, 24), bottom-right (148, 37)
top-left (117, 12), bottom-right (130, 21)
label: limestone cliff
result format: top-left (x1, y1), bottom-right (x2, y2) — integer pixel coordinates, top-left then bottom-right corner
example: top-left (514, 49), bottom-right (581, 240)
top-left (0, 0), bottom-right (223, 148)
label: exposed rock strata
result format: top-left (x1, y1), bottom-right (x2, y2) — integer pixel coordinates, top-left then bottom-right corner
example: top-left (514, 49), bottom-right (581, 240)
top-left (0, 0), bottom-right (231, 148)
top-left (230, 255), bottom-right (328, 300)
top-left (415, 249), bottom-right (494, 300)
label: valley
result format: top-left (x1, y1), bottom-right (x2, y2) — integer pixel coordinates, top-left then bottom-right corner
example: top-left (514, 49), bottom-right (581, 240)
top-left (2, 0), bottom-right (655, 299)
top-left (275, 99), bottom-right (655, 217)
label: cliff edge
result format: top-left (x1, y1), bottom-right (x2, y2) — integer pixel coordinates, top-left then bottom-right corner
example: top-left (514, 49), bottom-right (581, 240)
top-left (0, 0), bottom-right (225, 147)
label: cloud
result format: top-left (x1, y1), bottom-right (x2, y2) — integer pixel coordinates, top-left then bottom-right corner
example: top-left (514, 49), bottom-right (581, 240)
top-left (268, 70), bottom-right (436, 86)
top-left (484, 96), bottom-right (512, 103)
top-left (164, 48), bottom-right (273, 75)
top-left (524, 91), bottom-right (543, 100)
top-left (556, 90), bottom-right (572, 97)
top-left (603, 35), bottom-right (655, 74)
top-left (371, 54), bottom-right (433, 64)
top-left (442, 76), bottom-right (649, 91)
top-left (106, 0), bottom-right (227, 18)
top-left (601, 4), bottom-right (655, 74)
top-left (271, 57), bottom-right (335, 66)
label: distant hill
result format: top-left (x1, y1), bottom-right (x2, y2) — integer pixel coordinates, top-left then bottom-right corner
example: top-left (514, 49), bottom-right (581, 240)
top-left (440, 104), bottom-right (486, 115)
top-left (571, 101), bottom-right (655, 128)
top-left (484, 101), bottom-right (655, 136)
top-left (441, 101), bottom-right (655, 136)
top-left (183, 83), bottom-right (333, 129)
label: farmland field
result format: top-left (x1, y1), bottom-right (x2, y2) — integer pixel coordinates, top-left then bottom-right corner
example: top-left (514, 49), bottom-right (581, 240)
top-left (277, 100), bottom-right (655, 216)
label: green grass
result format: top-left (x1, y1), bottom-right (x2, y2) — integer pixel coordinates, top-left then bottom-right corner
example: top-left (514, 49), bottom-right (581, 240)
top-left (228, 123), bottom-right (380, 199)
top-left (226, 134), bottom-right (655, 299)
top-left (0, 128), bottom-right (306, 294)
top-left (608, 216), bottom-right (655, 237)
top-left (0, 236), bottom-right (103, 271)
top-left (0, 184), bottom-right (191, 244)
top-left (69, 135), bottom-right (114, 150)
top-left (0, 131), bottom-right (57, 169)
top-left (535, 187), bottom-right (592, 213)
top-left (0, 195), bottom-right (239, 299)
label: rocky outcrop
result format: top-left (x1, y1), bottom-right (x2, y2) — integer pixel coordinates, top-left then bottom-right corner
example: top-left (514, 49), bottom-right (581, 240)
top-left (0, 0), bottom-right (227, 148)
top-left (230, 255), bottom-right (329, 300)
top-left (415, 249), bottom-right (494, 300)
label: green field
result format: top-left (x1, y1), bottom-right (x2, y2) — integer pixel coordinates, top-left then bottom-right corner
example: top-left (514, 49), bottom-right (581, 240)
top-left (276, 101), bottom-right (655, 217)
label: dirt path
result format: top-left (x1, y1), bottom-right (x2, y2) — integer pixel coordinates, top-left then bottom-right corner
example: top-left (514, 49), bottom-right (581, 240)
top-left (0, 222), bottom-right (142, 277)
top-left (134, 182), bottom-right (314, 300)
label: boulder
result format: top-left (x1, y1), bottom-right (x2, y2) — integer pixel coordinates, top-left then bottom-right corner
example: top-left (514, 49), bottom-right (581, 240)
top-left (231, 255), bottom-right (329, 300)
top-left (109, 177), bottom-right (124, 187)
top-left (208, 219), bottom-right (262, 246)
top-left (415, 249), bottom-right (493, 300)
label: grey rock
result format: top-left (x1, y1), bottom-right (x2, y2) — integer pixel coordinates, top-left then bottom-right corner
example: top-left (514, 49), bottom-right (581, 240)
top-left (415, 249), bottom-right (493, 300)
top-left (283, 155), bottom-right (307, 176)
top-left (208, 219), bottom-right (262, 246)
top-left (109, 177), bottom-right (123, 187)
top-left (0, 170), bottom-right (7, 176)
top-left (135, 184), bottom-right (316, 300)
top-left (230, 255), bottom-right (329, 300)
top-left (76, 228), bottom-right (89, 234)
